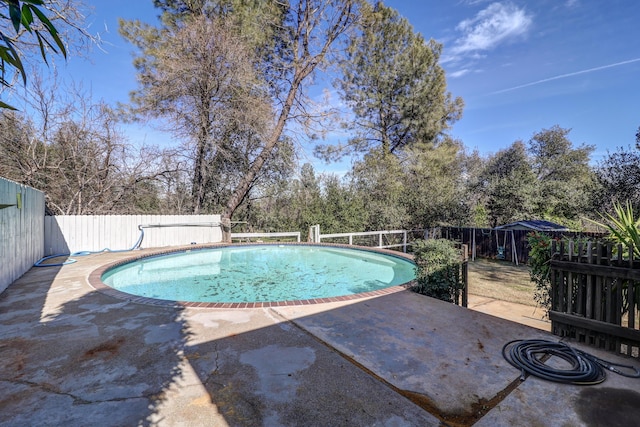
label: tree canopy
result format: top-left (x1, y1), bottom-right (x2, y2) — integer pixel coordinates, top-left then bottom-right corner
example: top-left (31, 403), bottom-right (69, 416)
top-left (528, 125), bottom-right (595, 223)
top-left (121, 0), bottom-right (358, 224)
top-left (0, 77), bottom-right (172, 214)
top-left (317, 0), bottom-right (463, 160)
top-left (120, 13), bottom-right (274, 214)
top-left (479, 141), bottom-right (537, 227)
top-left (594, 146), bottom-right (640, 214)
top-left (1, 1), bottom-right (631, 239)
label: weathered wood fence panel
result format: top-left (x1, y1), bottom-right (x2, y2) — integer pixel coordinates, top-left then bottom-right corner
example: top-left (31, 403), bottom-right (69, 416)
top-left (0, 177), bottom-right (45, 293)
top-left (440, 227), bottom-right (605, 264)
top-left (549, 240), bottom-right (640, 358)
top-left (44, 215), bottom-right (222, 255)
top-left (441, 227), bottom-right (539, 264)
top-left (458, 244), bottom-right (469, 308)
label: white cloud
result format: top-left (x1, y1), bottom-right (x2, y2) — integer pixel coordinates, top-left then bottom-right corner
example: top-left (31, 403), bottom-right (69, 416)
top-left (451, 2), bottom-right (533, 55)
top-left (459, 0), bottom-right (493, 5)
top-left (450, 69), bottom-right (471, 78)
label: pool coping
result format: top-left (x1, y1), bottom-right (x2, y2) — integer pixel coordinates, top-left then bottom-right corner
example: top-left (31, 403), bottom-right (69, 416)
top-left (87, 242), bottom-right (417, 308)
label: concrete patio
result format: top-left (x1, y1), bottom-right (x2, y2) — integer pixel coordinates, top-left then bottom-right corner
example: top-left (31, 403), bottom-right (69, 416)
top-left (1, 250), bottom-right (639, 426)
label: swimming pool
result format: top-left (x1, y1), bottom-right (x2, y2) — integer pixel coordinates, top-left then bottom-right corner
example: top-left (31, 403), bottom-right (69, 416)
top-left (97, 244), bottom-right (416, 306)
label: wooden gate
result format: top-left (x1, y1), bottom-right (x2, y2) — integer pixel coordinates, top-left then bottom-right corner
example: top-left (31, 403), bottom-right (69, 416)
top-left (549, 240), bottom-right (640, 357)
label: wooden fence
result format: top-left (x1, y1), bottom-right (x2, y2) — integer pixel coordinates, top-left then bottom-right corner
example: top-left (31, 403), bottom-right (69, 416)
top-left (457, 244), bottom-right (469, 308)
top-left (44, 215), bottom-right (222, 255)
top-left (0, 177), bottom-right (45, 293)
top-left (439, 227), bottom-right (605, 265)
top-left (549, 240), bottom-right (640, 358)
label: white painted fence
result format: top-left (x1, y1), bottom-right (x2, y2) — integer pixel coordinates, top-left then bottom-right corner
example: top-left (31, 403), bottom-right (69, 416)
top-left (0, 177), bottom-right (45, 293)
top-left (44, 215), bottom-right (222, 255)
top-left (309, 225), bottom-right (421, 252)
top-left (231, 232), bottom-right (301, 242)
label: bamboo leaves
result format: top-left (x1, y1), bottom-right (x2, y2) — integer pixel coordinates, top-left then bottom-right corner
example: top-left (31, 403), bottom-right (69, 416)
top-left (589, 201), bottom-right (640, 257)
top-left (1, 0), bottom-right (67, 109)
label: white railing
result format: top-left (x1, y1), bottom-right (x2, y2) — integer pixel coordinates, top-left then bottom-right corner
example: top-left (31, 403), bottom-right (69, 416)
top-left (231, 232), bottom-right (301, 242)
top-left (309, 225), bottom-right (417, 252)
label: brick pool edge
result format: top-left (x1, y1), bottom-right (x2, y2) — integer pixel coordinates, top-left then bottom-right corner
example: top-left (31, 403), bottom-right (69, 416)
top-left (87, 242), bottom-right (417, 308)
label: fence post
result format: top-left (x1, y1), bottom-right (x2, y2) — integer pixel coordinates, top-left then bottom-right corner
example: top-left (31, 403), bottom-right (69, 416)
top-left (309, 225), bottom-right (320, 243)
top-left (551, 240), bottom-right (558, 312)
top-left (311, 224), bottom-right (320, 243)
top-left (472, 228), bottom-right (476, 261)
top-left (461, 244), bottom-right (468, 307)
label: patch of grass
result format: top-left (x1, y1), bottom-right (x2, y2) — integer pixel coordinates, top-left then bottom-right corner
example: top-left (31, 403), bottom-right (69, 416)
top-left (467, 258), bottom-right (537, 306)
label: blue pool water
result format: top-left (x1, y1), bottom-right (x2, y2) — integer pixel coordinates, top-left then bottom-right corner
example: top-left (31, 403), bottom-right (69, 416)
top-left (101, 245), bottom-right (416, 303)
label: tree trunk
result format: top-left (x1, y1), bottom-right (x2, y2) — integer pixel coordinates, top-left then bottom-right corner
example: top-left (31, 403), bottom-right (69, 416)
top-left (192, 136), bottom-right (206, 215)
top-left (222, 0), bottom-right (356, 225)
top-left (192, 97), bottom-right (212, 214)
top-left (223, 75), bottom-right (300, 222)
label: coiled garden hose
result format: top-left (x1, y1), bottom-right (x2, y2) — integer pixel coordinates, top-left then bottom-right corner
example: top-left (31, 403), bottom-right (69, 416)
top-left (502, 339), bottom-right (640, 385)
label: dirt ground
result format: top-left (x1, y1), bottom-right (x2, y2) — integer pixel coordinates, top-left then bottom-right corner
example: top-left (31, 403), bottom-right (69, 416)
top-left (467, 257), bottom-right (539, 307)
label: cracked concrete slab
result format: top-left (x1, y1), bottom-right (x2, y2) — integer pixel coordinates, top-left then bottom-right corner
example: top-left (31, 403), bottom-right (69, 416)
top-left (182, 307), bottom-right (439, 426)
top-left (1, 249), bottom-right (639, 426)
top-left (273, 291), bottom-right (555, 423)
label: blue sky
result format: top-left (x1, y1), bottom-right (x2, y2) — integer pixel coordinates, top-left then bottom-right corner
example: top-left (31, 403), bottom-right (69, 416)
top-left (30, 0), bottom-right (640, 171)
top-left (386, 0), bottom-right (640, 162)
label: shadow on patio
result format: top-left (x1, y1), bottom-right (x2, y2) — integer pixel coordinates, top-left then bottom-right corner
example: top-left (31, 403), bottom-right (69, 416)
top-left (0, 255), bottom-right (190, 426)
top-left (2, 252), bottom-right (640, 426)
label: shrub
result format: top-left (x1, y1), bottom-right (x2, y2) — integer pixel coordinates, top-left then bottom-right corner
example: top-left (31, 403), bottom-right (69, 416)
top-left (588, 200), bottom-right (640, 257)
top-left (527, 232), bottom-right (553, 311)
top-left (528, 232), bottom-right (592, 313)
top-left (412, 239), bottom-right (463, 303)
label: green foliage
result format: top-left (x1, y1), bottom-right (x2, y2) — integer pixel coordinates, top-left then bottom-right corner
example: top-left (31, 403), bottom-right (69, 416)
top-left (588, 201), bottom-right (640, 257)
top-left (593, 146), bottom-right (640, 215)
top-left (479, 141), bottom-right (537, 227)
top-left (319, 0), bottom-right (463, 160)
top-left (120, 10), bottom-right (279, 214)
top-left (321, 175), bottom-right (368, 233)
top-left (248, 163), bottom-right (367, 236)
top-left (528, 125), bottom-right (595, 222)
top-left (412, 239), bottom-right (463, 303)
top-left (470, 126), bottom-right (597, 229)
top-left (460, 149), bottom-right (489, 228)
top-left (122, 0), bottom-right (358, 220)
top-left (1, 0), bottom-right (67, 110)
top-left (402, 138), bottom-right (470, 228)
top-left (348, 151), bottom-right (408, 230)
top-left (527, 232), bottom-right (553, 310)
top-left (471, 205), bottom-right (489, 228)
